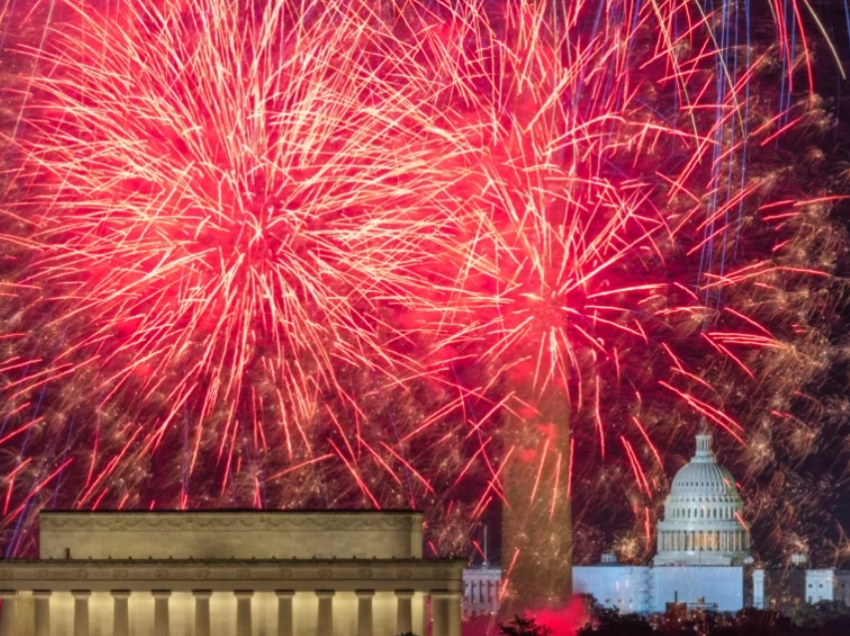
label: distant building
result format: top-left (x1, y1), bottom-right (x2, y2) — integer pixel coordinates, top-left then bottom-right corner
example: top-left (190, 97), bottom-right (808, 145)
top-left (461, 527), bottom-right (500, 619)
top-left (462, 565), bottom-right (501, 618)
top-left (752, 553), bottom-right (850, 611)
top-left (572, 433), bottom-right (751, 613)
top-left (804, 569), bottom-right (850, 605)
top-left (751, 556), bottom-right (807, 613)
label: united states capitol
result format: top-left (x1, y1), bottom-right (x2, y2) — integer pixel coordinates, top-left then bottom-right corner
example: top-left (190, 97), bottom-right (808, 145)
top-left (464, 433), bottom-right (850, 618)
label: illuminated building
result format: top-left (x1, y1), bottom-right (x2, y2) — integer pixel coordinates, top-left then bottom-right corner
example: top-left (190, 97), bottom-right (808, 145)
top-left (753, 556), bottom-right (850, 610)
top-left (574, 433), bottom-right (752, 613)
top-left (0, 510), bottom-right (464, 636)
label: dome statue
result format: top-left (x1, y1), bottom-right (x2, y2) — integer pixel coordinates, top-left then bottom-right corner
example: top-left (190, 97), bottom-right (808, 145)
top-left (653, 432), bottom-right (751, 566)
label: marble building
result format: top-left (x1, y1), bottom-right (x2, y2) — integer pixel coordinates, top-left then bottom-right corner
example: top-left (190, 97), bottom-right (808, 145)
top-left (572, 432), bottom-right (752, 613)
top-left (0, 510), bottom-right (465, 636)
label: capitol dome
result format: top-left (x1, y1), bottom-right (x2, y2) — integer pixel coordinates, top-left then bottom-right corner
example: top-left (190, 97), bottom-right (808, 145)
top-left (653, 433), bottom-right (751, 566)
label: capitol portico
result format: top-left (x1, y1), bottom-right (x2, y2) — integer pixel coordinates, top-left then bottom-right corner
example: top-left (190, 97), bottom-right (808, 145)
top-left (0, 510), bottom-right (465, 636)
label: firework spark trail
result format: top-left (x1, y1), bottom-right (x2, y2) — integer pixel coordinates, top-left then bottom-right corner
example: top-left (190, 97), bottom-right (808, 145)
top-left (0, 0), bottom-right (483, 545)
top-left (0, 0), bottom-right (848, 574)
top-left (402, 0), bottom-right (848, 577)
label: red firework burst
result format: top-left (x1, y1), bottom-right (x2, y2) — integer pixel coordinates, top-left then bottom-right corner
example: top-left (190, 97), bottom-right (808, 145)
top-left (0, 0), bottom-right (846, 575)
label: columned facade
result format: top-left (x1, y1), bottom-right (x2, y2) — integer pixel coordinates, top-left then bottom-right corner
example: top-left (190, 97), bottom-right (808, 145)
top-left (463, 565), bottom-right (501, 617)
top-left (654, 433), bottom-right (751, 567)
top-left (0, 511), bottom-right (464, 636)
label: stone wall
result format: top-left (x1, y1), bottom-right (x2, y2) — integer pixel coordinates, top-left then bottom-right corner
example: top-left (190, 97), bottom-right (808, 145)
top-left (39, 511), bottom-right (424, 560)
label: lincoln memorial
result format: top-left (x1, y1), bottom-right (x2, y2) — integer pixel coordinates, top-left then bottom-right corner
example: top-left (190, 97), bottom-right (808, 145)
top-left (0, 510), bottom-right (464, 636)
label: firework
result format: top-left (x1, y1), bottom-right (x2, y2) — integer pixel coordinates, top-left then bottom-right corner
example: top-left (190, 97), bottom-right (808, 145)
top-left (0, 0), bottom-right (481, 547)
top-left (1, 0), bottom-right (848, 606)
top-left (422, 0), bottom-right (848, 605)
top-left (428, 0), bottom-right (847, 605)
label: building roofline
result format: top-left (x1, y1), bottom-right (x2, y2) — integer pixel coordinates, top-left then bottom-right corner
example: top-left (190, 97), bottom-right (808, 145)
top-left (0, 557), bottom-right (465, 565)
top-left (39, 509), bottom-right (423, 516)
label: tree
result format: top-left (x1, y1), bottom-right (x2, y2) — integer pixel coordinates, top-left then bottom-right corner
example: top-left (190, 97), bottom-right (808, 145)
top-left (498, 615), bottom-right (553, 636)
top-left (709, 608), bottom-right (792, 636)
top-left (791, 599), bottom-right (850, 630)
top-left (575, 607), bottom-right (654, 636)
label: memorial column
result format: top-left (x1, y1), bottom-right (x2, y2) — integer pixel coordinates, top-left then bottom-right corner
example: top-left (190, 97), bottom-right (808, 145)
top-left (235, 590), bottom-right (253, 636)
top-left (316, 590), bottom-right (334, 636)
top-left (394, 590), bottom-right (414, 634)
top-left (355, 590), bottom-right (374, 636)
top-left (446, 591), bottom-right (462, 636)
top-left (193, 590), bottom-right (213, 636)
top-left (152, 590), bottom-right (171, 636)
top-left (72, 590), bottom-right (91, 636)
top-left (431, 591), bottom-right (448, 636)
top-left (33, 590), bottom-right (51, 636)
top-left (275, 590), bottom-right (295, 636)
top-left (0, 590), bottom-right (17, 636)
top-left (112, 590), bottom-right (131, 636)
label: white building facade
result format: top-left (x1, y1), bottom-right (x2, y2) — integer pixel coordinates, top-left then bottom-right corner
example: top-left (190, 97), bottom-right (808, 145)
top-left (802, 569), bottom-right (850, 605)
top-left (0, 510), bottom-right (465, 636)
top-left (462, 566), bottom-right (501, 618)
top-left (752, 562), bottom-right (850, 611)
top-left (572, 563), bottom-right (746, 614)
top-left (573, 433), bottom-right (751, 613)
